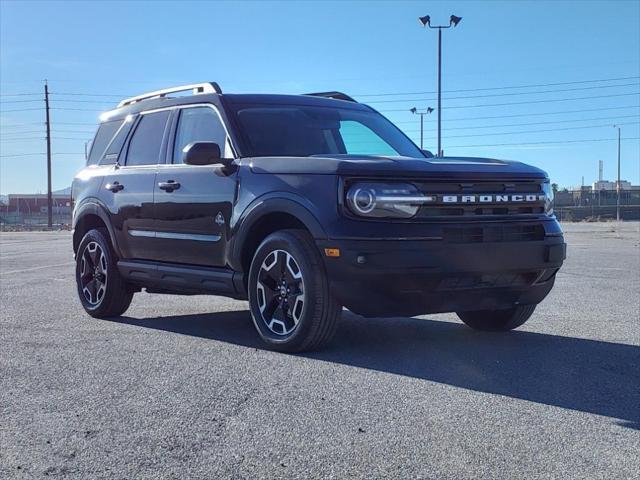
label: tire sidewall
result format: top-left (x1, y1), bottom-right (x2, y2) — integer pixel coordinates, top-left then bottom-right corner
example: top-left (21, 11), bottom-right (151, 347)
top-left (248, 231), bottom-right (323, 349)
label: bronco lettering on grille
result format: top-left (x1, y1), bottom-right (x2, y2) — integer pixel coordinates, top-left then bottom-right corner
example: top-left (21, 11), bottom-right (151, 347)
top-left (440, 194), bottom-right (546, 204)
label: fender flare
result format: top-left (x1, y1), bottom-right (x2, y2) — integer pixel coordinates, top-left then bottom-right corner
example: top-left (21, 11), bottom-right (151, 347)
top-left (73, 200), bottom-right (122, 257)
top-left (229, 193), bottom-right (327, 271)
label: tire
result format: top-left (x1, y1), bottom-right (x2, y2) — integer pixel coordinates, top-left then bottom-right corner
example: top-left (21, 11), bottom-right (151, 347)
top-left (457, 304), bottom-right (537, 332)
top-left (247, 229), bottom-right (340, 352)
top-left (75, 228), bottom-right (133, 318)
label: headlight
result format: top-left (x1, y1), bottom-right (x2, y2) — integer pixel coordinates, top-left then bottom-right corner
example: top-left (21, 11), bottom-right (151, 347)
top-left (345, 182), bottom-right (434, 218)
top-left (542, 181), bottom-right (554, 215)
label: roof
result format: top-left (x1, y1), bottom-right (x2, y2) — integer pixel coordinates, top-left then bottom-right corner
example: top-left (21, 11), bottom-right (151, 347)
top-left (100, 89), bottom-right (370, 123)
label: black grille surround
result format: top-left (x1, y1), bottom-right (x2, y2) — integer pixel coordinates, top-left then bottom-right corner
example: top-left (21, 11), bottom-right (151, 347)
top-left (412, 179), bottom-right (547, 219)
top-left (341, 177), bottom-right (550, 222)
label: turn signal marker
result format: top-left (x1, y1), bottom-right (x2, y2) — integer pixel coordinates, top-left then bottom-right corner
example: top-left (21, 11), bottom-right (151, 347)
top-left (324, 248), bottom-right (341, 257)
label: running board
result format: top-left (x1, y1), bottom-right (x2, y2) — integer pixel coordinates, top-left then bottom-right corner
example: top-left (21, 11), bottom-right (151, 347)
top-left (117, 260), bottom-right (246, 299)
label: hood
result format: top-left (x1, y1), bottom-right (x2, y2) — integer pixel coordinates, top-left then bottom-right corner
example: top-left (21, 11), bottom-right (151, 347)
top-left (246, 154), bottom-right (548, 180)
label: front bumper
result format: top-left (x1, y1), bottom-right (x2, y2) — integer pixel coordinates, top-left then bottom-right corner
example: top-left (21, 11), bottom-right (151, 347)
top-left (317, 226), bottom-right (566, 317)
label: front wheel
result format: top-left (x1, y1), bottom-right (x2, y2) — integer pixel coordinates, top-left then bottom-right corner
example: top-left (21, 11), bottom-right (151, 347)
top-left (457, 304), bottom-right (537, 331)
top-left (75, 228), bottom-right (133, 318)
top-left (248, 229), bottom-right (340, 352)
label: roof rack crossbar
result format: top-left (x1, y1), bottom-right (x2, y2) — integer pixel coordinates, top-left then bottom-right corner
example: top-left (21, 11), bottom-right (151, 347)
top-left (117, 82), bottom-right (222, 108)
top-left (305, 91), bottom-right (357, 103)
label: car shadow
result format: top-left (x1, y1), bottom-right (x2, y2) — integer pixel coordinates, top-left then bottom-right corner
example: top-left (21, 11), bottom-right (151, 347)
top-left (114, 310), bottom-right (639, 428)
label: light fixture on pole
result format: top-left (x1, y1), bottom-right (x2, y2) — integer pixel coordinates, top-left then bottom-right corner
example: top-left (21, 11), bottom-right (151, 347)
top-left (419, 14), bottom-right (462, 156)
top-left (410, 107), bottom-right (434, 150)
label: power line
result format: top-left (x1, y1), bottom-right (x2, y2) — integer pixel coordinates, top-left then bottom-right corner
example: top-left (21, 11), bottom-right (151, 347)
top-left (0, 137), bottom-right (44, 142)
top-left (354, 75), bottom-right (640, 97)
top-left (364, 82), bottom-right (640, 105)
top-left (0, 99), bottom-right (44, 104)
top-left (403, 114), bottom-right (640, 132)
top-left (437, 121), bottom-right (640, 139)
top-left (379, 92), bottom-right (640, 113)
top-left (1, 136), bottom-right (91, 142)
top-left (448, 137), bottom-right (640, 149)
top-left (0, 152), bottom-right (85, 158)
top-left (390, 105), bottom-right (640, 124)
top-left (0, 92), bottom-right (41, 97)
top-left (0, 153), bottom-right (45, 158)
top-left (0, 122), bottom-right (44, 128)
top-left (51, 99), bottom-right (114, 104)
top-left (52, 136), bottom-right (92, 140)
top-left (53, 92), bottom-right (129, 97)
top-left (0, 107), bottom-right (45, 113)
top-left (42, 78), bottom-right (639, 104)
top-left (0, 129), bottom-right (92, 135)
top-left (0, 130), bottom-right (43, 135)
top-left (51, 107), bottom-right (101, 112)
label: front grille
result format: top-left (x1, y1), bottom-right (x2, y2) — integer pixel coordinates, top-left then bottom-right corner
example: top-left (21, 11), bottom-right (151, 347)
top-left (413, 179), bottom-right (546, 218)
top-left (443, 224), bottom-right (545, 243)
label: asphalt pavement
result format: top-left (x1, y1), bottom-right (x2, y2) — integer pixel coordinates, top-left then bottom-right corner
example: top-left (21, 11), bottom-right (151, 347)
top-left (1, 223), bottom-right (639, 479)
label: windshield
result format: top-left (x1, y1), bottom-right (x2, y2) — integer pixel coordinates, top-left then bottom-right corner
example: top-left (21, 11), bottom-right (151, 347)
top-left (231, 104), bottom-right (424, 158)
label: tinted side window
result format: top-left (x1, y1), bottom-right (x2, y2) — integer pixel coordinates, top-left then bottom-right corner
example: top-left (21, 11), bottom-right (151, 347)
top-left (173, 107), bottom-right (228, 163)
top-left (126, 111), bottom-right (170, 166)
top-left (87, 120), bottom-right (122, 165)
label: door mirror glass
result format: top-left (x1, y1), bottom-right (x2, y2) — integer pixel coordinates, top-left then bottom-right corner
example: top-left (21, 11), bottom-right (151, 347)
top-left (183, 141), bottom-right (231, 166)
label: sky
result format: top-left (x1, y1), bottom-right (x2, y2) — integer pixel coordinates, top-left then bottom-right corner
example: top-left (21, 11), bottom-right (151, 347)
top-left (1, 0), bottom-right (639, 194)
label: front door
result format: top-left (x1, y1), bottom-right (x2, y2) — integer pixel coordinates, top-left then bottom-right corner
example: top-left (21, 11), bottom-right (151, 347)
top-left (153, 105), bottom-right (237, 267)
top-left (102, 110), bottom-right (171, 260)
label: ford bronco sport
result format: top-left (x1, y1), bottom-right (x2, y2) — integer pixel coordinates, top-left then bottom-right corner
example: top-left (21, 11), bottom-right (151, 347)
top-left (72, 82), bottom-right (566, 352)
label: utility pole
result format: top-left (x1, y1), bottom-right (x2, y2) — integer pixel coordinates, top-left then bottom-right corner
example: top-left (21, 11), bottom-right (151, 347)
top-left (419, 14), bottom-right (462, 157)
top-left (44, 80), bottom-right (53, 228)
top-left (614, 125), bottom-right (621, 221)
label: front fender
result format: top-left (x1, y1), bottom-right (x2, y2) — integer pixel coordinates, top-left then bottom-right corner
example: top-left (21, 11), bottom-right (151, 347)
top-left (228, 192), bottom-right (327, 271)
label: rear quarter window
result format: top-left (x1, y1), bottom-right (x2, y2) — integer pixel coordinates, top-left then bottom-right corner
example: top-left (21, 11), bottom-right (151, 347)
top-left (100, 117), bottom-right (136, 165)
top-left (87, 120), bottom-right (123, 165)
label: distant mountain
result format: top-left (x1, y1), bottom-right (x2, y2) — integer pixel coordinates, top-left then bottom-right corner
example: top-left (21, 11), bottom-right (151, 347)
top-left (53, 187), bottom-right (72, 195)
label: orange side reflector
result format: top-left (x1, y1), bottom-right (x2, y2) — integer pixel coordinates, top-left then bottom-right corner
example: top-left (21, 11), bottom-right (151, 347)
top-left (324, 248), bottom-right (341, 257)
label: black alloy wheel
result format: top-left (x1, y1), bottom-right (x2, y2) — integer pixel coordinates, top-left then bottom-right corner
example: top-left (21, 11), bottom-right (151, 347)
top-left (79, 241), bottom-right (108, 306)
top-left (75, 228), bottom-right (133, 318)
top-left (248, 229), bottom-right (340, 352)
top-left (256, 249), bottom-right (306, 336)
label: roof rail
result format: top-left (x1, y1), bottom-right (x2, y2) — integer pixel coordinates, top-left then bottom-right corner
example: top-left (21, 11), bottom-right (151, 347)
top-left (305, 91), bottom-right (357, 103)
top-left (117, 82), bottom-right (222, 108)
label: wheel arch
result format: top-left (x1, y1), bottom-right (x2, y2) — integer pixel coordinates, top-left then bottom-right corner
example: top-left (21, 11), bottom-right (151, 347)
top-left (73, 201), bottom-right (121, 257)
top-left (230, 194), bottom-right (327, 275)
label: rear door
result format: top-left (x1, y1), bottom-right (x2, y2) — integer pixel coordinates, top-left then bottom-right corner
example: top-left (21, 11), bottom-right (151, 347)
top-left (101, 109), bottom-right (171, 260)
top-left (153, 105), bottom-right (237, 267)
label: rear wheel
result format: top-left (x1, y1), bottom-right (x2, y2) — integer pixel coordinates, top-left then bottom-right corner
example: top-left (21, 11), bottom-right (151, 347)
top-left (75, 228), bottom-right (133, 318)
top-left (248, 229), bottom-right (340, 352)
top-left (457, 304), bottom-right (537, 331)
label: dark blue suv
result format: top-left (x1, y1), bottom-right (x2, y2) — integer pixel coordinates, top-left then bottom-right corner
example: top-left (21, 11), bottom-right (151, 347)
top-left (72, 82), bottom-right (566, 352)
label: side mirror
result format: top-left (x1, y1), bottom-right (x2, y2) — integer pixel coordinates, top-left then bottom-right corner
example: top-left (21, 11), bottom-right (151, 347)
top-left (183, 142), bottom-right (233, 166)
top-left (421, 149), bottom-right (434, 158)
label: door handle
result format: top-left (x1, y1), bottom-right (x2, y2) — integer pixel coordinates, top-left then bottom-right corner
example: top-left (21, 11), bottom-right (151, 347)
top-left (158, 180), bottom-right (181, 192)
top-left (105, 181), bottom-right (124, 192)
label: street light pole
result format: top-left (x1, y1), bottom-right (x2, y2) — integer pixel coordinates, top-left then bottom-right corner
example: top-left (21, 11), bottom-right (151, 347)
top-left (614, 125), bottom-right (621, 221)
top-left (419, 14), bottom-right (462, 157)
top-left (410, 107), bottom-right (434, 150)
top-left (437, 27), bottom-right (442, 156)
